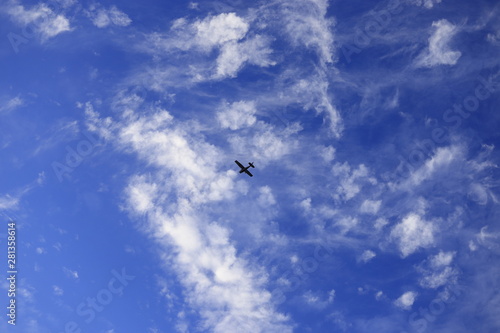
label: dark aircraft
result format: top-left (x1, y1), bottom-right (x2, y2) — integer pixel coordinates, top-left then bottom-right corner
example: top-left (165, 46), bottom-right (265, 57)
top-left (235, 160), bottom-right (255, 177)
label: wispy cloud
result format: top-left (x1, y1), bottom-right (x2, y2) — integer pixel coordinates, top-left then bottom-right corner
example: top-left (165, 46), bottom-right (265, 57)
top-left (332, 162), bottom-right (376, 201)
top-left (32, 119), bottom-right (79, 156)
top-left (397, 145), bottom-right (463, 189)
top-left (410, 0), bottom-right (443, 9)
top-left (142, 12), bottom-right (274, 80)
top-left (303, 289), bottom-right (336, 309)
top-left (134, 2), bottom-right (342, 136)
top-left (0, 96), bottom-right (24, 113)
top-left (0, 194), bottom-right (19, 210)
top-left (52, 285), bottom-right (64, 296)
top-left (63, 267), bottom-right (79, 280)
top-left (192, 12), bottom-right (249, 50)
top-left (87, 104), bottom-right (293, 332)
top-left (360, 199), bottom-right (381, 214)
top-left (85, 4), bottom-right (132, 28)
top-left (415, 19), bottom-right (462, 67)
top-left (217, 101), bottom-right (257, 130)
top-left (277, 0), bottom-right (335, 64)
top-left (358, 250), bottom-right (376, 263)
top-left (416, 251), bottom-right (458, 288)
top-left (0, 173), bottom-right (45, 211)
top-left (5, 0), bottom-right (72, 41)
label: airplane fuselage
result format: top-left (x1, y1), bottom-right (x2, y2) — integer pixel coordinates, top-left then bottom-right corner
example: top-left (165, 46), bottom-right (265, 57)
top-left (239, 166), bottom-right (251, 173)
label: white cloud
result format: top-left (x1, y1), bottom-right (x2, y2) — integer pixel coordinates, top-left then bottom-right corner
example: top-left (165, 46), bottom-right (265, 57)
top-left (138, 5), bottom-right (341, 135)
top-left (469, 240), bottom-right (478, 251)
top-left (127, 180), bottom-right (158, 213)
top-left (32, 119), bottom-right (80, 156)
top-left (17, 283), bottom-right (35, 303)
top-left (417, 251), bottom-right (458, 289)
top-left (421, 0), bottom-right (442, 9)
top-left (476, 226), bottom-right (500, 255)
top-left (0, 96), bottom-right (24, 113)
top-left (188, 2), bottom-right (199, 10)
top-left (420, 266), bottom-right (458, 289)
top-left (383, 89), bottom-right (400, 109)
top-left (415, 19), bottom-right (462, 67)
top-left (255, 0), bottom-right (341, 136)
top-left (390, 213), bottom-right (435, 257)
top-left (159, 12), bottom-right (248, 54)
top-left (6, 1), bottom-right (71, 41)
top-left (87, 102), bottom-right (292, 332)
top-left (217, 101), bottom-right (257, 130)
top-left (486, 31), bottom-right (500, 45)
top-left (144, 12), bottom-right (274, 80)
top-left (394, 291), bottom-right (417, 310)
top-left (0, 194), bottom-right (19, 210)
top-left (327, 311), bottom-right (350, 331)
top-left (215, 35), bottom-right (275, 78)
top-left (192, 14), bottom-right (274, 79)
top-left (285, 72), bottom-right (343, 137)
top-left (303, 289), bottom-right (335, 309)
top-left (336, 216), bottom-right (358, 234)
top-left (86, 5), bottom-right (132, 28)
top-left (332, 162), bottom-right (376, 201)
top-left (53, 285), bottom-right (64, 296)
top-left (321, 146), bottom-right (336, 162)
top-left (358, 250), bottom-right (376, 263)
top-left (53, 0), bottom-right (77, 8)
top-left (125, 186), bottom-right (291, 332)
top-left (328, 289), bottom-right (336, 302)
top-left (63, 267), bottom-right (79, 279)
top-left (468, 183), bottom-right (490, 205)
top-left (279, 0), bottom-right (335, 64)
top-left (429, 251), bottom-right (455, 268)
top-left (0, 176), bottom-right (45, 212)
top-left (194, 13), bottom-right (248, 49)
top-left (410, 0), bottom-right (442, 8)
top-left (257, 186), bottom-right (276, 207)
top-left (401, 145), bottom-right (462, 188)
top-left (228, 124), bottom-right (296, 165)
top-left (374, 218), bottom-right (388, 230)
top-left (360, 200), bottom-right (381, 214)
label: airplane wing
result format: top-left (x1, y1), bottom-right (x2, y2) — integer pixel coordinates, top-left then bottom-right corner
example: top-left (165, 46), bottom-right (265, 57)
top-left (235, 160), bottom-right (245, 169)
top-left (244, 169), bottom-right (253, 177)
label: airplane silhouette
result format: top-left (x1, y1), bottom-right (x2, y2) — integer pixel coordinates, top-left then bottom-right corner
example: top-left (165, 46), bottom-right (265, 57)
top-left (235, 160), bottom-right (255, 177)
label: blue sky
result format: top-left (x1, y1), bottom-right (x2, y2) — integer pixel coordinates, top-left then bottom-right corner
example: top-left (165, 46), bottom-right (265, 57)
top-left (1, 0), bottom-right (500, 332)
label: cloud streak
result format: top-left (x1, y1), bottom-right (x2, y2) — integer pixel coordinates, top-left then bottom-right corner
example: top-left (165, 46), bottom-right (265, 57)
top-left (87, 105), bottom-right (293, 332)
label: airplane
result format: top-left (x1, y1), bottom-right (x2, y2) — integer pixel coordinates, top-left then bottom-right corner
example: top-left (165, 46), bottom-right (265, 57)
top-left (235, 160), bottom-right (255, 177)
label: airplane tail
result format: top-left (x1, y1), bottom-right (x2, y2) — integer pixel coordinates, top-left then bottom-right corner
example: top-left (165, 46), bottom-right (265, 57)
top-left (249, 162), bottom-right (255, 168)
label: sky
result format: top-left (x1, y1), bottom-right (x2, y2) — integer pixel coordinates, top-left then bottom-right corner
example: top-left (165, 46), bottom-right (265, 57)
top-left (0, 0), bottom-right (500, 332)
